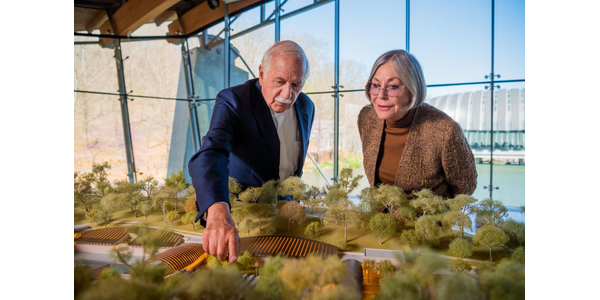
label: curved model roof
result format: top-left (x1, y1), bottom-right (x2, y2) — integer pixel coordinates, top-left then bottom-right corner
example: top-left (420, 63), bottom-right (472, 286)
top-left (155, 242), bottom-right (206, 274)
top-left (129, 228), bottom-right (184, 248)
top-left (75, 227), bottom-right (129, 245)
top-left (239, 235), bottom-right (338, 258)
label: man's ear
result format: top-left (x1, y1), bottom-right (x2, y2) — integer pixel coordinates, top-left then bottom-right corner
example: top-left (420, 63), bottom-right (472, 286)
top-left (258, 65), bottom-right (264, 86)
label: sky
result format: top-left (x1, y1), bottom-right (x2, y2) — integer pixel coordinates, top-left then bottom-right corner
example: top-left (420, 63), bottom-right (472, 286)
top-left (248, 0), bottom-right (525, 97)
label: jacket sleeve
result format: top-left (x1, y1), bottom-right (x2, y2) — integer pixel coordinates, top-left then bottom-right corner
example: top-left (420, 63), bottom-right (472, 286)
top-left (441, 122), bottom-right (478, 196)
top-left (188, 90), bottom-right (239, 226)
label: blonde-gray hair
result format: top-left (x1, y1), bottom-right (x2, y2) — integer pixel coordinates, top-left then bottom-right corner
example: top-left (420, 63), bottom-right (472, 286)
top-left (261, 40), bottom-right (310, 81)
top-left (365, 50), bottom-right (426, 110)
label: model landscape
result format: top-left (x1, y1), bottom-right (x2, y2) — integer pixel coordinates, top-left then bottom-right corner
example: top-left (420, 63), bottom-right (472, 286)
top-left (74, 162), bottom-right (525, 299)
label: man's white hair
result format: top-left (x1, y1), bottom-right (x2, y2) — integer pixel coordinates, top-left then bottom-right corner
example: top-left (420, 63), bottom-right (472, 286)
top-left (261, 40), bottom-right (310, 81)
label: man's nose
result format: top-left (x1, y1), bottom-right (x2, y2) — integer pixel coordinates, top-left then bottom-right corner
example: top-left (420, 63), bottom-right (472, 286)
top-left (280, 84), bottom-right (292, 99)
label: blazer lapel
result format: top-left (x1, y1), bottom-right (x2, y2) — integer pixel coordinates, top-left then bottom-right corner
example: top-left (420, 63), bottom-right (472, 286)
top-left (251, 83), bottom-right (280, 177)
top-left (294, 98), bottom-right (309, 175)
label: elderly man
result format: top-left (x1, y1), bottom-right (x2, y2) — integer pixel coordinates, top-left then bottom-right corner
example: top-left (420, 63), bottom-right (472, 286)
top-left (188, 40), bottom-right (315, 264)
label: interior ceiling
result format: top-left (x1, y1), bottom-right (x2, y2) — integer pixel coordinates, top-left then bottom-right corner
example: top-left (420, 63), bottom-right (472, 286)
top-left (74, 0), bottom-right (265, 46)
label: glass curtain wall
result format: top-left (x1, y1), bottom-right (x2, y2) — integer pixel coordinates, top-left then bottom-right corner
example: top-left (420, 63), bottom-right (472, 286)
top-left (74, 0), bottom-right (525, 211)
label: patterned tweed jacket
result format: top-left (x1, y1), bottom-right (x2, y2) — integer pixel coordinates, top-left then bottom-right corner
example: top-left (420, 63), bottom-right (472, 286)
top-left (358, 103), bottom-right (477, 198)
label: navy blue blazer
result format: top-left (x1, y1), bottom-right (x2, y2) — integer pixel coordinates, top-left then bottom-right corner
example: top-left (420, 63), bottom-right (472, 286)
top-left (188, 78), bottom-right (315, 226)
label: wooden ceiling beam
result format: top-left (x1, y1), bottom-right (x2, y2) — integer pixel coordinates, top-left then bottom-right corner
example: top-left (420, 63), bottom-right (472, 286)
top-left (86, 10), bottom-right (108, 33)
top-left (110, 0), bottom-right (180, 35)
top-left (154, 10), bottom-right (177, 27)
top-left (178, 0), bottom-right (262, 36)
top-left (98, 0), bottom-right (180, 47)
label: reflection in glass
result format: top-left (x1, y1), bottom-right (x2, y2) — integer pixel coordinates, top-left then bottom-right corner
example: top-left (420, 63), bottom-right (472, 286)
top-left (74, 93), bottom-right (127, 181)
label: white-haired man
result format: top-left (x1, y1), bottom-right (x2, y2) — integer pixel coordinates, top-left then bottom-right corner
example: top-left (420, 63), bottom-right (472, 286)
top-left (188, 40), bottom-right (314, 264)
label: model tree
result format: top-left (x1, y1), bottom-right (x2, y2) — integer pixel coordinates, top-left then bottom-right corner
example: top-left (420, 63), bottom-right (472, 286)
top-left (74, 171), bottom-right (95, 212)
top-left (479, 260), bottom-right (525, 300)
top-left (373, 185), bottom-right (412, 217)
top-left (512, 246), bottom-right (525, 264)
top-left (231, 210), bottom-right (247, 228)
top-left (442, 211), bottom-right (472, 239)
top-left (139, 199), bottom-right (154, 223)
top-left (335, 167), bottom-right (364, 194)
top-left (475, 198), bottom-right (508, 228)
top-left (369, 213), bottom-right (397, 245)
top-left (436, 273), bottom-right (484, 299)
top-left (94, 193), bottom-right (120, 228)
top-left (165, 211), bottom-right (180, 226)
top-left (324, 187), bottom-right (358, 242)
top-left (377, 248), bottom-right (450, 300)
top-left (303, 186), bottom-right (322, 214)
top-left (415, 215), bottom-right (442, 246)
top-left (277, 176), bottom-right (307, 203)
top-left (259, 179), bottom-right (279, 204)
top-left (242, 203), bottom-right (275, 231)
top-left (236, 251), bottom-right (255, 273)
top-left (91, 161), bottom-right (112, 197)
top-left (113, 179), bottom-right (145, 218)
top-left (447, 194), bottom-right (478, 216)
top-left (164, 170), bottom-right (190, 211)
top-left (279, 201), bottom-right (306, 232)
top-left (410, 189), bottom-right (447, 217)
top-left (140, 176), bottom-right (159, 202)
top-left (254, 255), bottom-right (288, 299)
top-left (278, 254), bottom-right (352, 299)
top-left (400, 229), bottom-right (423, 253)
top-left (473, 225), bottom-right (510, 261)
top-left (501, 219), bottom-right (525, 248)
top-left (448, 237), bottom-right (472, 260)
top-left (184, 194), bottom-right (197, 213)
top-left (377, 259), bottom-right (396, 277)
top-left (304, 221), bottom-right (321, 238)
top-left (154, 187), bottom-right (172, 223)
top-left (445, 194), bottom-right (478, 238)
top-left (239, 187), bottom-right (262, 203)
top-left (181, 211), bottom-right (197, 230)
top-left (228, 177), bottom-right (242, 203)
top-left (240, 219), bottom-right (257, 236)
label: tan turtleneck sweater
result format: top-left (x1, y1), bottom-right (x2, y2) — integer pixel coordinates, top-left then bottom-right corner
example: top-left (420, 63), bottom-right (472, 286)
top-left (376, 109), bottom-right (416, 186)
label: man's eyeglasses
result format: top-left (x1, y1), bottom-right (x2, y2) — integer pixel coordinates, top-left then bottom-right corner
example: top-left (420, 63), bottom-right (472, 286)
top-left (367, 82), bottom-right (406, 98)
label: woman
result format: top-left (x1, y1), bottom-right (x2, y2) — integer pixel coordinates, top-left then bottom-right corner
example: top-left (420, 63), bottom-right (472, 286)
top-left (358, 50), bottom-right (477, 198)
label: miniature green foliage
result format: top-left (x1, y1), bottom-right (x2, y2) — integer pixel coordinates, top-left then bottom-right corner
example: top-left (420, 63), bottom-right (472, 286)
top-left (369, 213), bottom-right (397, 245)
top-left (164, 170), bottom-right (190, 211)
top-left (180, 211), bottom-right (198, 231)
top-left (165, 211), bottom-right (180, 226)
top-left (243, 203), bottom-right (275, 231)
top-left (475, 198), bottom-right (508, 228)
top-left (239, 186), bottom-right (262, 203)
top-left (277, 176), bottom-right (308, 202)
top-left (241, 219), bottom-right (257, 235)
top-left (479, 260), bottom-right (525, 300)
top-left (228, 177), bottom-right (242, 202)
top-left (411, 189), bottom-right (447, 216)
top-left (442, 211), bottom-right (472, 238)
top-left (512, 246), bottom-right (525, 264)
top-left (304, 221), bottom-right (321, 238)
top-left (473, 225), bottom-right (510, 261)
top-left (501, 220), bottom-right (525, 248)
top-left (415, 215), bottom-right (441, 246)
top-left (448, 237), bottom-right (472, 260)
